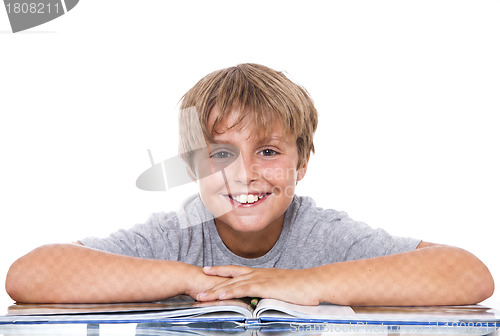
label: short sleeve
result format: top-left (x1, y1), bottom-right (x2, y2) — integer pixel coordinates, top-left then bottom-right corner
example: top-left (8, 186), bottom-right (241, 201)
top-left (340, 218), bottom-right (421, 261)
top-left (283, 196), bottom-right (422, 267)
top-left (79, 212), bottom-right (181, 260)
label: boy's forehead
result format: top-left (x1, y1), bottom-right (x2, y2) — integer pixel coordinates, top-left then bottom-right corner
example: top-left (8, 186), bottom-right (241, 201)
top-left (207, 105), bottom-right (291, 144)
top-left (209, 118), bottom-right (289, 146)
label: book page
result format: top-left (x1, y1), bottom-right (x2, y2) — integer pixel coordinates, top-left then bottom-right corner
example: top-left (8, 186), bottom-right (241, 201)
top-left (255, 299), bottom-right (500, 324)
top-left (4, 298), bottom-right (254, 323)
top-left (255, 299), bottom-right (354, 319)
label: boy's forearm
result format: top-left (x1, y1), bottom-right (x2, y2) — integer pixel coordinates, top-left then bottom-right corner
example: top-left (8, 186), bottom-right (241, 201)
top-left (311, 246), bottom-right (494, 306)
top-left (5, 244), bottom-right (192, 303)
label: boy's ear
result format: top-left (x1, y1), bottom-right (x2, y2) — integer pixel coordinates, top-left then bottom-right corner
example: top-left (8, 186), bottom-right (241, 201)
top-left (296, 156), bottom-right (309, 182)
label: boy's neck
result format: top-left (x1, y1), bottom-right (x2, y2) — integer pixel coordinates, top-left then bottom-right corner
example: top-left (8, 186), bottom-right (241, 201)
top-left (214, 215), bottom-right (284, 259)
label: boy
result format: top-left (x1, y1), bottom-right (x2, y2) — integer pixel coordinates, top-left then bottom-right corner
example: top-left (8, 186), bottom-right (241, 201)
top-left (6, 64), bottom-right (494, 306)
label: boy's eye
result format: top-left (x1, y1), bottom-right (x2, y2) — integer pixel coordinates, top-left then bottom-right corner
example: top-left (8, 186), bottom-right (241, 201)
top-left (259, 149), bottom-right (278, 157)
top-left (210, 151), bottom-right (234, 159)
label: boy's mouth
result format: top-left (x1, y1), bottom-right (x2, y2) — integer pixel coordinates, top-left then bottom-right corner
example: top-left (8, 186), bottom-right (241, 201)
top-left (227, 193), bottom-right (270, 205)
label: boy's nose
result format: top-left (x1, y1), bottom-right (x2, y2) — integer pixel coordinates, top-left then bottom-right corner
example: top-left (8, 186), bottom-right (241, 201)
top-left (229, 154), bottom-right (258, 185)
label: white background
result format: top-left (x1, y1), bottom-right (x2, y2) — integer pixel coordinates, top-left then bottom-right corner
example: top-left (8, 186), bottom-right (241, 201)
top-left (1, 1), bottom-right (499, 309)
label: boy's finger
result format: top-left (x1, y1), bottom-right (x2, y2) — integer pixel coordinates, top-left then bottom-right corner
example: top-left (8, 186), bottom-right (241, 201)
top-left (203, 265), bottom-right (252, 277)
top-left (198, 280), bottom-right (261, 302)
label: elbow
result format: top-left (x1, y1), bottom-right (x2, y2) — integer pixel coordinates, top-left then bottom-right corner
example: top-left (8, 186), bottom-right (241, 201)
top-left (476, 268), bottom-right (495, 303)
top-left (463, 249), bottom-right (495, 304)
top-left (438, 246), bottom-right (495, 305)
top-left (5, 259), bottom-right (27, 302)
top-left (5, 244), bottom-right (60, 303)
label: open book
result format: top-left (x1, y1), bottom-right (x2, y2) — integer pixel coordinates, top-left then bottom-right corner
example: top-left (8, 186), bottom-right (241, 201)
top-left (1, 296), bottom-right (499, 329)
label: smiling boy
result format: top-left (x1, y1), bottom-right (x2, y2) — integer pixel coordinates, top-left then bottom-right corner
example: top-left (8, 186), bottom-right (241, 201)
top-left (191, 109), bottom-right (304, 259)
top-left (6, 64), bottom-right (494, 305)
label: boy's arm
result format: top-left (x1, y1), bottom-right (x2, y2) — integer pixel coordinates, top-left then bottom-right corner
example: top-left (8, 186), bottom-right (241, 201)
top-left (5, 243), bottom-right (226, 303)
top-left (197, 242), bottom-right (495, 306)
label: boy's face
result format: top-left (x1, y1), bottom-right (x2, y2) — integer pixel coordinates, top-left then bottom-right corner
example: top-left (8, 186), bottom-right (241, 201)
top-left (192, 106), bottom-right (307, 234)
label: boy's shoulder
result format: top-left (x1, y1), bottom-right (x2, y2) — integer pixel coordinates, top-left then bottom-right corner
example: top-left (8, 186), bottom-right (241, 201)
top-left (176, 194), bottom-right (216, 228)
top-left (288, 195), bottom-right (350, 224)
top-left (286, 195), bottom-right (421, 261)
top-left (79, 195), bottom-right (210, 258)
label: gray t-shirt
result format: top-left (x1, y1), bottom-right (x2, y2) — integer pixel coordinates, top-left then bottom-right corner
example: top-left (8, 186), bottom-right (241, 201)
top-left (80, 194), bottom-right (421, 268)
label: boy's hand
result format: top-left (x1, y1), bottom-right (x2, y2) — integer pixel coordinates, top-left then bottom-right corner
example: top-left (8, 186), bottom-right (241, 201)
top-left (196, 265), bottom-right (320, 305)
top-left (182, 264), bottom-right (232, 300)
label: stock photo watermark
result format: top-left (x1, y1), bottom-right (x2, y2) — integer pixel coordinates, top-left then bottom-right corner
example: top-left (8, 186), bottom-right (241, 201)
top-left (3, 0), bottom-right (78, 33)
top-left (289, 321), bottom-right (499, 334)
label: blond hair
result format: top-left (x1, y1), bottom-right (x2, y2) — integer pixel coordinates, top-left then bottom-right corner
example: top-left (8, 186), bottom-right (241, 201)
top-left (178, 63), bottom-right (318, 170)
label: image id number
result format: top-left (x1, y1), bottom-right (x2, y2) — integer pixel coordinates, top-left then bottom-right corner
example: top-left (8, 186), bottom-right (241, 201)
top-left (6, 2), bottom-right (61, 14)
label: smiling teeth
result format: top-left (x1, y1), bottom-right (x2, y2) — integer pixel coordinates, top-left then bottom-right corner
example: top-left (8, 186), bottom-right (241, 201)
top-left (232, 194), bottom-right (263, 204)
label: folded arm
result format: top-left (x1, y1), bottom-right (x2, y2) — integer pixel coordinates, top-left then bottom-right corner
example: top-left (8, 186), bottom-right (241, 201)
top-left (198, 242), bottom-right (495, 306)
top-left (5, 243), bottom-right (226, 303)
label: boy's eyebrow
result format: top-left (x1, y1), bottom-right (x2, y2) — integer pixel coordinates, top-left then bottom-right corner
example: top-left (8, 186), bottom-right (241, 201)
top-left (257, 134), bottom-right (289, 144)
top-left (206, 139), bottom-right (231, 145)
top-left (206, 134), bottom-right (283, 144)
top-left (208, 135), bottom-right (284, 146)
top-left (259, 136), bottom-right (282, 144)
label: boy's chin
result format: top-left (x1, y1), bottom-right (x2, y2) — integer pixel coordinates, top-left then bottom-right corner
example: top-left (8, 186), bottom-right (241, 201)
top-left (215, 215), bottom-right (273, 233)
